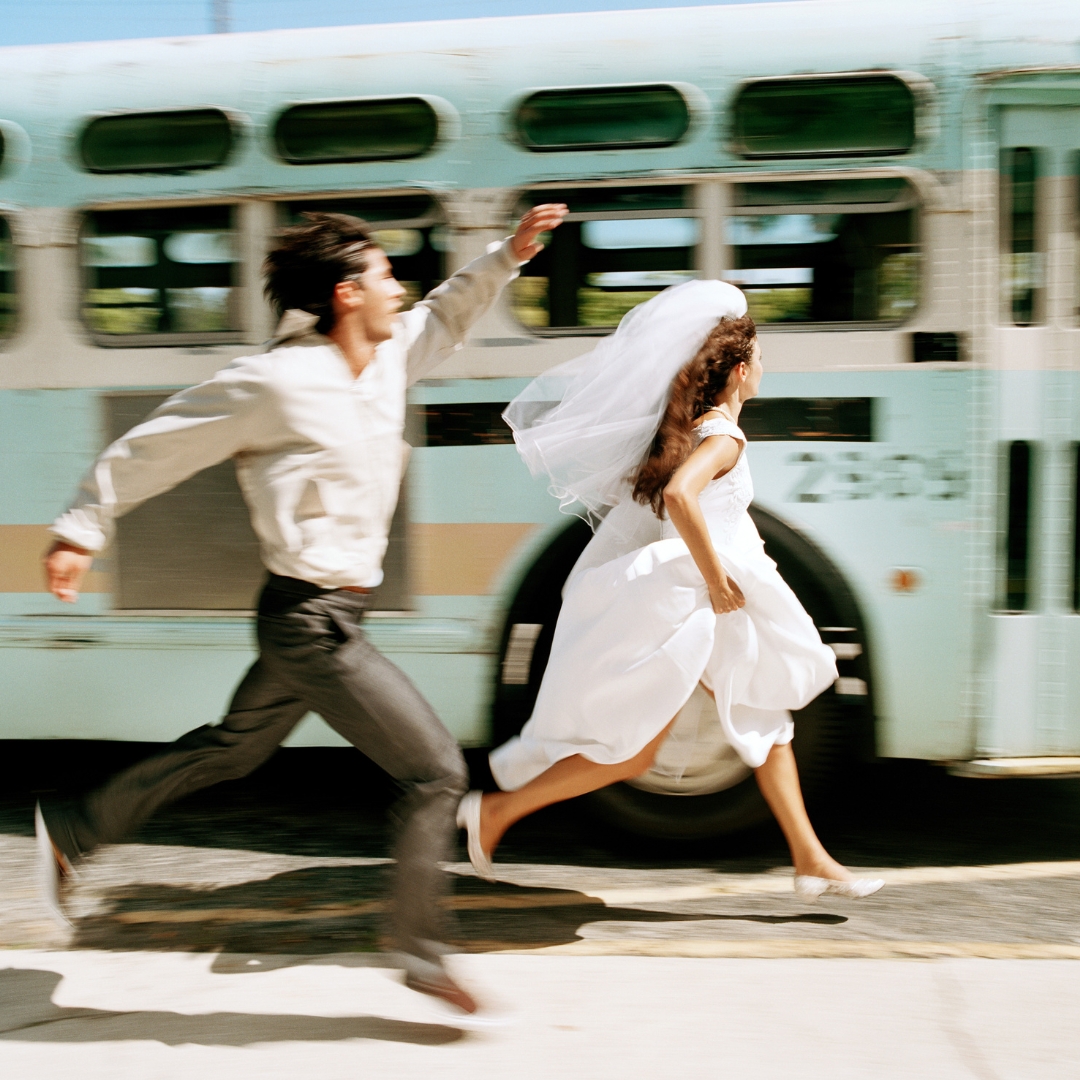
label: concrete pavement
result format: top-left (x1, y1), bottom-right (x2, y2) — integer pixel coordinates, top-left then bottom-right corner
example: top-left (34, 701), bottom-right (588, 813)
top-left (4, 753), bottom-right (1080, 1077)
top-left (2, 948), bottom-right (1078, 1079)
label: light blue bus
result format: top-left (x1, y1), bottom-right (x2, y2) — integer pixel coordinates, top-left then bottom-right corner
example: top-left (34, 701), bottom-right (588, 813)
top-left (1, 0), bottom-right (1079, 838)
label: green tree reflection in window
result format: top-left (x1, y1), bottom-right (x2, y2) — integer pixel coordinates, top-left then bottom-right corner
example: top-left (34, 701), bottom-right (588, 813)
top-left (512, 187), bottom-right (697, 332)
top-left (726, 179), bottom-right (919, 325)
top-left (82, 205), bottom-right (239, 338)
top-left (1003, 147), bottom-right (1041, 326)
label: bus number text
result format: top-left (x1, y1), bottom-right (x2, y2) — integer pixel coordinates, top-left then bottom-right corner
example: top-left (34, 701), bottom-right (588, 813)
top-left (786, 451), bottom-right (968, 503)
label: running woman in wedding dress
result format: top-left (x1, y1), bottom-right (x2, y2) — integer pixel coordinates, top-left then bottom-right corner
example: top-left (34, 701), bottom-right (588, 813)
top-left (458, 280), bottom-right (883, 901)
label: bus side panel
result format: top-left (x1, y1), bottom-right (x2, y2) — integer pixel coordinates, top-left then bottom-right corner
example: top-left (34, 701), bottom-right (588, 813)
top-left (748, 367), bottom-right (974, 761)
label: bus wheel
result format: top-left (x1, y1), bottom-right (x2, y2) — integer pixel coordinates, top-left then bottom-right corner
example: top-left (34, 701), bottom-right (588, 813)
top-left (583, 683), bottom-right (854, 841)
top-left (491, 508), bottom-right (873, 842)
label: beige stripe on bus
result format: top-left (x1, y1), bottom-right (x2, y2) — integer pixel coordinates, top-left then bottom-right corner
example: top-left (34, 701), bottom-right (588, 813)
top-left (0, 525), bottom-right (111, 593)
top-left (0, 522), bottom-right (537, 597)
top-left (411, 522), bottom-right (538, 596)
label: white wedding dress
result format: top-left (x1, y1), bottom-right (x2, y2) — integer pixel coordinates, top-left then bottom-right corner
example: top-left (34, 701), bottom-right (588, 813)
top-left (489, 417), bottom-right (838, 791)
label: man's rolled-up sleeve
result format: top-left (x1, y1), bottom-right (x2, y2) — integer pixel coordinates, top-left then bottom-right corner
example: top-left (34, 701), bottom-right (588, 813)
top-left (403, 237), bottom-right (523, 387)
top-left (50, 363), bottom-right (263, 552)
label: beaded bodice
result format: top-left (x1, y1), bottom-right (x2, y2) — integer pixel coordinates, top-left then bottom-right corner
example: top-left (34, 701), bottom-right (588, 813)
top-left (660, 416), bottom-right (752, 541)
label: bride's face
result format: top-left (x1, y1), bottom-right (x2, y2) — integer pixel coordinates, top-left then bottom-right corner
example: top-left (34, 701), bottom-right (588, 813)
top-left (741, 338), bottom-right (763, 400)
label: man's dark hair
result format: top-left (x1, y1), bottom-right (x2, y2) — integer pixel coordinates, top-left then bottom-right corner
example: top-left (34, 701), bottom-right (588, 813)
top-left (263, 212), bottom-right (378, 334)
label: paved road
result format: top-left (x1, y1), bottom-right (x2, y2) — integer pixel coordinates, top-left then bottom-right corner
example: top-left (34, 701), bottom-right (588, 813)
top-left (1, 745), bottom-right (1079, 1078)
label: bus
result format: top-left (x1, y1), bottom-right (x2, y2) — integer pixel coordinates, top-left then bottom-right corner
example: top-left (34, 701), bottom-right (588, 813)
top-left (1, 0), bottom-right (1079, 839)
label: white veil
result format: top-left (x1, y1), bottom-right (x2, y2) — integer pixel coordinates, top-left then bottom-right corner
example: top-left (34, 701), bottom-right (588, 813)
top-left (504, 279), bottom-right (748, 527)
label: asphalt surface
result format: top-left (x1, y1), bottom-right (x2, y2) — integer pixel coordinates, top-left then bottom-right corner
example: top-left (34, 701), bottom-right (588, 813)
top-left (1, 743), bottom-right (1079, 1078)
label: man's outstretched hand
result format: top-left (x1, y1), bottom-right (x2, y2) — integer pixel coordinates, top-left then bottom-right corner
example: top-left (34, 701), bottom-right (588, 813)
top-left (511, 203), bottom-right (568, 262)
top-left (44, 541), bottom-right (93, 603)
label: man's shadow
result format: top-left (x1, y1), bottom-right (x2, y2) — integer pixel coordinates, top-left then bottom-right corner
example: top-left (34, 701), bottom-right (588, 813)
top-left (0, 968), bottom-right (462, 1046)
top-left (71, 863), bottom-right (845, 956)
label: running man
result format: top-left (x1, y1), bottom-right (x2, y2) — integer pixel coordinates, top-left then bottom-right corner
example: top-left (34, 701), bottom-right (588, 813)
top-left (37, 204), bottom-right (567, 1017)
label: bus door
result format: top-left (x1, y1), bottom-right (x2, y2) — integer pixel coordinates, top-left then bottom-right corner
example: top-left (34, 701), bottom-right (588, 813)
top-left (982, 103), bottom-right (1080, 759)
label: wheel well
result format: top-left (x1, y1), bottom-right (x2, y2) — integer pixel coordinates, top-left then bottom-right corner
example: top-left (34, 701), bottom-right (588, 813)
top-left (491, 505), bottom-right (876, 760)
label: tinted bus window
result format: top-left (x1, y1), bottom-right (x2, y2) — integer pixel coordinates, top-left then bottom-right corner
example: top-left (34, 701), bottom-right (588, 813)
top-left (1003, 148), bottom-right (1041, 326)
top-left (513, 186), bottom-right (696, 332)
top-left (514, 85), bottom-right (690, 152)
top-left (726, 178), bottom-right (919, 324)
top-left (732, 75), bottom-right (917, 159)
top-left (0, 217), bottom-right (13, 338)
top-left (82, 205), bottom-right (240, 340)
top-left (1073, 443), bottom-right (1080, 613)
top-left (1074, 153), bottom-right (1080, 327)
top-left (1003, 440), bottom-right (1033, 612)
top-left (79, 109), bottom-right (234, 173)
top-left (274, 99), bottom-right (439, 164)
top-left (282, 194), bottom-right (445, 312)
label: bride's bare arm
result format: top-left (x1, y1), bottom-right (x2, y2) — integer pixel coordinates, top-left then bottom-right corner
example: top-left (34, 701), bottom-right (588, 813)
top-left (663, 435), bottom-right (746, 614)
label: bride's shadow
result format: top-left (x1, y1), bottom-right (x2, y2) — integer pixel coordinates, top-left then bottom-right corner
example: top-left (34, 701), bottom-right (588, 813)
top-left (71, 864), bottom-right (845, 957)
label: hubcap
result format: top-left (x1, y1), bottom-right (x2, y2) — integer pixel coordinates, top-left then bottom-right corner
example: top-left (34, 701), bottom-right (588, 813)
top-left (626, 684), bottom-right (752, 796)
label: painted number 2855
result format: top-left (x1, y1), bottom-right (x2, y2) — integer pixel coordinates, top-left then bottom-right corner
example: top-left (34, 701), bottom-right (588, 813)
top-left (786, 451), bottom-right (968, 503)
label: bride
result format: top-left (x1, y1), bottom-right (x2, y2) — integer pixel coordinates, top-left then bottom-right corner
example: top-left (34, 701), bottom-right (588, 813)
top-left (458, 280), bottom-right (882, 900)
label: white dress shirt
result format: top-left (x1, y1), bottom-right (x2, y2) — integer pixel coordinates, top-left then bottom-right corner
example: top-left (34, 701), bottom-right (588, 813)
top-left (51, 239), bottom-right (521, 590)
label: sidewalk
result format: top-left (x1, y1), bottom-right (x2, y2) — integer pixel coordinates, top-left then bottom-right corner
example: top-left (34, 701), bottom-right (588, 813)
top-left (1, 949), bottom-right (1076, 1079)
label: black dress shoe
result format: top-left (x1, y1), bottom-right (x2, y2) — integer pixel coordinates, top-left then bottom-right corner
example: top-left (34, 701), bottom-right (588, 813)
top-left (404, 968), bottom-right (479, 1014)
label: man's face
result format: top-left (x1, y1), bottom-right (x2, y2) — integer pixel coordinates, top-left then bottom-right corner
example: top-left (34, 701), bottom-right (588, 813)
top-left (346, 247), bottom-right (407, 343)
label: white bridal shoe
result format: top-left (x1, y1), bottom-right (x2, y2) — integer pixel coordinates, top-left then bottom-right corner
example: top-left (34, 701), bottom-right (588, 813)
top-left (794, 875), bottom-right (885, 900)
top-left (456, 790), bottom-right (496, 882)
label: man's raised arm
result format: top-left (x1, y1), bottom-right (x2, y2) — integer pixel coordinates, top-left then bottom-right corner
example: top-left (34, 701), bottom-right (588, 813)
top-left (45, 364), bottom-right (261, 602)
top-left (403, 203), bottom-right (567, 386)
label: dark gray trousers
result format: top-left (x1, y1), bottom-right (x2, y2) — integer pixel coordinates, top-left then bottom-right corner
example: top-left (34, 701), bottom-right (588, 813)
top-left (45, 574), bottom-right (468, 966)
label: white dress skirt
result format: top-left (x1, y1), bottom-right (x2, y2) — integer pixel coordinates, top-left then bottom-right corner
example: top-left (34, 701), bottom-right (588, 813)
top-left (489, 417), bottom-right (838, 790)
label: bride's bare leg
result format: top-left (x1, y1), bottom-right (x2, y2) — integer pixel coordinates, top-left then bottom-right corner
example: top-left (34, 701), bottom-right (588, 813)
top-left (753, 742), bottom-right (852, 881)
top-left (480, 719), bottom-right (675, 856)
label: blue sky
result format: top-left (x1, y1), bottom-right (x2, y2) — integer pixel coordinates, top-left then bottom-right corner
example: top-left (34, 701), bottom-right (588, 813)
top-left (0, 0), bottom-right (797, 47)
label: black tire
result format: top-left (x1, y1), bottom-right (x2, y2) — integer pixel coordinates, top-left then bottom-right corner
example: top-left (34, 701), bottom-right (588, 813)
top-left (491, 507), bottom-right (874, 841)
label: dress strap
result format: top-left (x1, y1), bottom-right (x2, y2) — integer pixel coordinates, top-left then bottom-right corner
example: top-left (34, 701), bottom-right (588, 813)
top-left (695, 416), bottom-right (747, 444)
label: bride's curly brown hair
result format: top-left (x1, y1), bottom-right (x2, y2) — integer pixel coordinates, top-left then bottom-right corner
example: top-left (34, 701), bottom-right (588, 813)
top-left (632, 313), bottom-right (757, 516)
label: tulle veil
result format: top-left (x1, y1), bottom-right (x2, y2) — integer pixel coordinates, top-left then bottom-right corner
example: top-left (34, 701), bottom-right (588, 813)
top-left (503, 279), bottom-right (748, 552)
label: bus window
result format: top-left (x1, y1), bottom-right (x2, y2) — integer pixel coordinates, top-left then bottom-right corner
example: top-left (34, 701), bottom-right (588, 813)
top-left (82, 205), bottom-right (240, 342)
top-left (1073, 443), bottom-right (1080, 613)
top-left (79, 109), bottom-right (234, 174)
top-left (1075, 153), bottom-right (1080, 326)
top-left (1003, 441), bottom-right (1033, 612)
top-left (1002, 148), bottom-right (1041, 326)
top-left (0, 217), bottom-right (13, 338)
top-left (274, 98), bottom-right (439, 164)
top-left (731, 74), bottom-right (917, 159)
top-left (512, 186), bottom-right (697, 333)
top-left (514, 85), bottom-right (690, 152)
top-left (281, 194), bottom-right (444, 312)
top-left (726, 177), bottom-right (919, 325)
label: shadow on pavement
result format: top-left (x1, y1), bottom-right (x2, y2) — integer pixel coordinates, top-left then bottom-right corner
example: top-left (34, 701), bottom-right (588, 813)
top-left (4, 744), bottom-right (1080, 873)
top-left (70, 864), bottom-right (846, 955)
top-left (0, 968), bottom-right (463, 1046)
